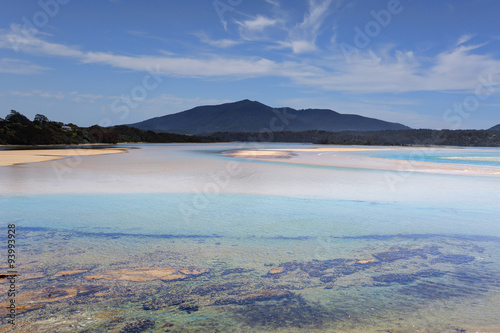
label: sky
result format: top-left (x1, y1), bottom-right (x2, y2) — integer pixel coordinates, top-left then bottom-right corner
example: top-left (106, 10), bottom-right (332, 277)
top-left (1, 0), bottom-right (500, 129)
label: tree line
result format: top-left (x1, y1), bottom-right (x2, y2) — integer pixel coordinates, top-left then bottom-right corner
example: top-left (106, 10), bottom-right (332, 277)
top-left (0, 110), bottom-right (217, 145)
top-left (1, 110), bottom-right (499, 147)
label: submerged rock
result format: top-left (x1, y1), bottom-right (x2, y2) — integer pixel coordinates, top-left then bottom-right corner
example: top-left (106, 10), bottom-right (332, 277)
top-left (0, 272), bottom-right (44, 282)
top-left (1, 284), bottom-right (102, 315)
top-left (52, 270), bottom-right (88, 278)
top-left (84, 266), bottom-right (209, 282)
top-left (356, 259), bottom-right (378, 264)
top-left (0, 302), bottom-right (44, 316)
top-left (268, 267), bottom-right (286, 274)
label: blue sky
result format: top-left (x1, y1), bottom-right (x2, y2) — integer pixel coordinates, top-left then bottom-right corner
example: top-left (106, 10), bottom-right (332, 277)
top-left (1, 0), bottom-right (500, 129)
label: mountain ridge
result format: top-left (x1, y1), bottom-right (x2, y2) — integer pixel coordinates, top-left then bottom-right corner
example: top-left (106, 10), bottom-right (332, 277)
top-left (489, 124), bottom-right (500, 131)
top-left (126, 99), bottom-right (411, 134)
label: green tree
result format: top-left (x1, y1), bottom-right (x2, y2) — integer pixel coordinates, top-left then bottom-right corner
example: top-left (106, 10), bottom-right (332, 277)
top-left (34, 114), bottom-right (49, 124)
top-left (6, 110), bottom-right (30, 125)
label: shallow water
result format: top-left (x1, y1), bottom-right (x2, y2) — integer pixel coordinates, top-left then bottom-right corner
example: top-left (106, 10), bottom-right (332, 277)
top-left (1, 144), bottom-right (500, 332)
top-left (360, 147), bottom-right (500, 167)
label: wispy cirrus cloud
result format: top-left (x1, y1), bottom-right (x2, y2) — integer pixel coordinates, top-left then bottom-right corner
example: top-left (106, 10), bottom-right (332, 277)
top-left (236, 15), bottom-right (280, 41)
top-left (7, 89), bottom-right (114, 102)
top-left (297, 44), bottom-right (500, 93)
top-left (127, 30), bottom-right (170, 43)
top-left (0, 58), bottom-right (49, 74)
top-left (193, 31), bottom-right (242, 48)
top-left (456, 34), bottom-right (475, 46)
top-left (1, 24), bottom-right (82, 57)
top-left (288, 0), bottom-right (334, 53)
top-left (238, 15), bottom-right (278, 32)
top-left (1, 24), bottom-right (499, 95)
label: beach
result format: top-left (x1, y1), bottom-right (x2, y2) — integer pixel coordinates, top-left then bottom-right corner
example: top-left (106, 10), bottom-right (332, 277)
top-left (0, 147), bottom-right (127, 166)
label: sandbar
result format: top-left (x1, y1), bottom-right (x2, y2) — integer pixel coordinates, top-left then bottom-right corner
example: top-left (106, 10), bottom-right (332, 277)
top-left (224, 147), bottom-right (500, 176)
top-left (0, 148), bottom-right (127, 166)
top-left (224, 149), bottom-right (293, 159)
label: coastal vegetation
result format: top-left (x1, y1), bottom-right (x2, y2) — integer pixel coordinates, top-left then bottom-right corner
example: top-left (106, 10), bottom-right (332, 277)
top-left (1, 110), bottom-right (499, 147)
top-left (0, 110), bottom-right (217, 145)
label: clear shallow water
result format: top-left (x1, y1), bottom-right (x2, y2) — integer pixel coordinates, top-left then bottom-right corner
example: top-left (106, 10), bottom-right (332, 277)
top-left (1, 144), bottom-right (500, 332)
top-left (360, 147), bottom-right (500, 167)
top-left (3, 193), bottom-right (500, 238)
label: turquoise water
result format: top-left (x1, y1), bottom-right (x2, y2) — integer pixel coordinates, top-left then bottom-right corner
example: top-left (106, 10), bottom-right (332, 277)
top-left (360, 147), bottom-right (500, 167)
top-left (1, 144), bottom-right (500, 332)
top-left (3, 193), bottom-right (500, 238)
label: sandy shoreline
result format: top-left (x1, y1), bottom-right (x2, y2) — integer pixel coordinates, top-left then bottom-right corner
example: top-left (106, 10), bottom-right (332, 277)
top-left (0, 148), bottom-right (127, 166)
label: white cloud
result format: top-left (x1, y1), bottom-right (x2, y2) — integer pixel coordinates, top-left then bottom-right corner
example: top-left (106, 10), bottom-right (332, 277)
top-left (238, 15), bottom-right (278, 32)
top-left (291, 40), bottom-right (317, 54)
top-left (10, 90), bottom-right (34, 97)
top-left (7, 89), bottom-right (118, 103)
top-left (126, 30), bottom-right (169, 43)
top-left (0, 58), bottom-right (49, 74)
top-left (456, 34), bottom-right (475, 46)
top-left (286, 0), bottom-right (334, 54)
top-left (1, 26), bottom-right (500, 95)
top-left (0, 24), bottom-right (82, 57)
top-left (193, 31), bottom-right (242, 48)
top-left (236, 15), bottom-right (280, 41)
top-left (295, 42), bottom-right (500, 93)
top-left (264, 0), bottom-right (280, 7)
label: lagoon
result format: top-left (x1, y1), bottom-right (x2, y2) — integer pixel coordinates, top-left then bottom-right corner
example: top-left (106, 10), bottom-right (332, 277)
top-left (1, 143), bottom-right (499, 332)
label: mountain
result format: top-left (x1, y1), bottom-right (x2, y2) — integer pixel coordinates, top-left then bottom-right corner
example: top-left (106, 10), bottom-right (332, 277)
top-left (489, 124), bottom-right (500, 131)
top-left (127, 99), bottom-right (410, 134)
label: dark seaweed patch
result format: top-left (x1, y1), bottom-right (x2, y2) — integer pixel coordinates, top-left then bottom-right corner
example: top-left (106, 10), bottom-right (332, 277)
top-left (220, 268), bottom-right (251, 276)
top-left (118, 319), bottom-right (155, 333)
top-left (453, 270), bottom-right (489, 285)
top-left (232, 294), bottom-right (331, 329)
top-left (373, 269), bottom-right (445, 285)
top-left (400, 281), bottom-right (482, 300)
top-left (143, 294), bottom-right (187, 311)
top-left (299, 259), bottom-right (354, 276)
top-left (191, 282), bottom-right (242, 296)
top-left (319, 275), bottom-right (336, 283)
top-left (415, 269), bottom-right (446, 278)
top-left (398, 269), bottom-right (493, 301)
top-left (214, 290), bottom-right (293, 306)
top-left (431, 254), bottom-right (475, 264)
top-left (271, 236), bottom-right (312, 240)
top-left (373, 246), bottom-right (441, 262)
top-left (373, 273), bottom-right (416, 284)
top-left (269, 257), bottom-right (375, 282)
top-left (178, 305), bottom-right (199, 314)
top-left (77, 285), bottom-right (105, 297)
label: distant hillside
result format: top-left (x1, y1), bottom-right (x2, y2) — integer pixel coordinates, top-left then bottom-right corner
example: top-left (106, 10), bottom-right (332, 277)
top-left (489, 124), bottom-right (500, 131)
top-left (2, 110), bottom-right (500, 147)
top-left (127, 99), bottom-right (410, 134)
